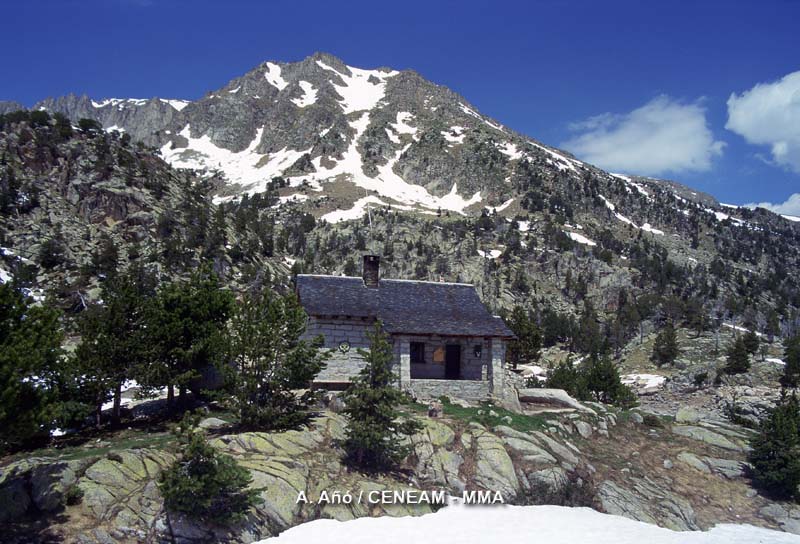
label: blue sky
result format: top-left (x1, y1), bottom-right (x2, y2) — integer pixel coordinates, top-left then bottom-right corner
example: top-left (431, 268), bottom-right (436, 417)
top-left (2, 0), bottom-right (798, 213)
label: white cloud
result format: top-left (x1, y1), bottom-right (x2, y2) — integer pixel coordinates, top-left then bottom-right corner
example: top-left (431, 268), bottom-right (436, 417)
top-left (726, 71), bottom-right (800, 173)
top-left (562, 95), bottom-right (725, 176)
top-left (746, 193), bottom-right (800, 217)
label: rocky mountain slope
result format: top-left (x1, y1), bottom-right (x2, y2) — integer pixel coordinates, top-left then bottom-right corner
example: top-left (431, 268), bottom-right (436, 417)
top-left (3, 402), bottom-right (793, 543)
top-left (35, 52), bottom-right (784, 222)
top-left (24, 53), bottom-right (800, 324)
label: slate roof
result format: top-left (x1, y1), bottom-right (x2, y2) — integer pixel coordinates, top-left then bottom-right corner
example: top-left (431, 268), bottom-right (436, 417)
top-left (295, 275), bottom-right (514, 338)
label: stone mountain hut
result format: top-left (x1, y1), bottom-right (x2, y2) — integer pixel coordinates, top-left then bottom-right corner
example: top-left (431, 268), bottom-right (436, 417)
top-left (295, 255), bottom-right (514, 401)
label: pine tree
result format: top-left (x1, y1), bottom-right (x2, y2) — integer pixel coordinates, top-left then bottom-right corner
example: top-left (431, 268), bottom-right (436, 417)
top-left (342, 321), bottom-right (422, 471)
top-left (781, 334), bottom-right (800, 389)
top-left (225, 290), bottom-right (325, 430)
top-left (0, 283), bottom-right (66, 451)
top-left (651, 322), bottom-right (679, 367)
top-left (73, 266), bottom-right (156, 426)
top-left (141, 269), bottom-right (234, 410)
top-left (506, 305), bottom-right (542, 369)
top-left (574, 301), bottom-right (603, 356)
top-left (584, 355), bottom-right (621, 404)
top-left (724, 337), bottom-right (751, 374)
top-left (545, 359), bottom-right (587, 400)
top-left (743, 330), bottom-right (760, 356)
top-left (749, 393), bottom-right (800, 500)
top-left (766, 309), bottom-right (781, 343)
top-left (160, 412), bottom-right (260, 524)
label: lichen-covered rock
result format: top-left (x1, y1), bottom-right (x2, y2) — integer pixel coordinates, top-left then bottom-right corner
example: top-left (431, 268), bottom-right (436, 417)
top-left (671, 425), bottom-right (748, 452)
top-left (472, 428), bottom-right (520, 498)
top-left (574, 421), bottom-right (593, 439)
top-left (676, 452), bottom-right (710, 473)
top-left (598, 478), bottom-right (699, 531)
top-left (531, 431), bottom-right (580, 468)
top-left (526, 467), bottom-right (568, 495)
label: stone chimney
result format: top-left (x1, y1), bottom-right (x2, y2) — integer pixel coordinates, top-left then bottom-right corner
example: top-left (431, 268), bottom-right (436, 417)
top-left (362, 255), bottom-right (380, 288)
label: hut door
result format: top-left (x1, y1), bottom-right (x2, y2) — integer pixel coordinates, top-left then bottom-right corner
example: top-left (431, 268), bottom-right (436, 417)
top-left (445, 344), bottom-right (461, 379)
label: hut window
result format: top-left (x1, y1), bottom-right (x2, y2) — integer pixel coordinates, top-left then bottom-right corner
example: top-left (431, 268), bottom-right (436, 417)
top-left (410, 342), bottom-right (425, 364)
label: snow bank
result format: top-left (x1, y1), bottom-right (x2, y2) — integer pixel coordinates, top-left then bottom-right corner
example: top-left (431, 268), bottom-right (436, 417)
top-left (291, 81), bottom-right (318, 108)
top-left (487, 198), bottom-right (514, 214)
top-left (477, 249), bottom-right (502, 259)
top-left (442, 126), bottom-right (466, 144)
top-left (390, 112), bottom-right (417, 136)
top-left (160, 99), bottom-right (190, 111)
top-left (316, 60), bottom-right (398, 113)
top-left (294, 113), bottom-right (481, 218)
top-left (257, 503), bottom-right (799, 544)
top-left (497, 141), bottom-right (523, 160)
top-left (722, 323), bottom-right (764, 337)
top-left (264, 62), bottom-right (288, 90)
top-left (565, 231), bottom-right (596, 247)
top-left (622, 373), bottom-right (667, 394)
top-left (599, 195), bottom-right (664, 235)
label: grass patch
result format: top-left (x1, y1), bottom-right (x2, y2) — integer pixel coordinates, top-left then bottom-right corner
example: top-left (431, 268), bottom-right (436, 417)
top-left (401, 398), bottom-right (548, 432)
top-left (441, 399), bottom-right (547, 432)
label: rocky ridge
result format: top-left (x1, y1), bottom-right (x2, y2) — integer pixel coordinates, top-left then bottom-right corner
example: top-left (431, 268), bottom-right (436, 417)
top-left (2, 400), bottom-right (794, 543)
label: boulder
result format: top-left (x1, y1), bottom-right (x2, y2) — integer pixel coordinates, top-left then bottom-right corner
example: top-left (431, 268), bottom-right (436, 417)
top-left (30, 460), bottom-right (86, 512)
top-left (598, 478), bottom-right (698, 531)
top-left (676, 452), bottom-right (711, 474)
top-left (675, 406), bottom-right (704, 424)
top-left (531, 431), bottom-right (580, 468)
top-left (527, 467), bottom-right (568, 495)
top-left (0, 473), bottom-right (32, 523)
top-left (629, 412), bottom-right (644, 424)
top-left (703, 457), bottom-right (746, 479)
top-left (517, 389), bottom-right (596, 414)
top-left (198, 417), bottom-right (229, 430)
top-left (574, 421), bottom-right (593, 439)
top-left (472, 429), bottom-right (520, 498)
top-left (672, 425), bottom-right (748, 452)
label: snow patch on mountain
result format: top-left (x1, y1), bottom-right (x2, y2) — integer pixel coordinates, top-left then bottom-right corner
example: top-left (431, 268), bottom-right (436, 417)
top-left (459, 103), bottom-right (506, 133)
top-left (441, 126), bottom-right (466, 144)
top-left (477, 249), bottom-right (502, 259)
top-left (160, 99), bottom-right (190, 111)
top-left (321, 195), bottom-right (424, 224)
top-left (291, 81), bottom-right (318, 108)
top-left (91, 98), bottom-right (149, 109)
top-left (278, 112), bottom-right (481, 218)
top-left (160, 125), bottom-right (302, 194)
top-left (316, 60), bottom-right (398, 113)
top-left (611, 173), bottom-right (651, 198)
top-left (530, 141), bottom-right (579, 172)
top-left (487, 198), bottom-right (514, 213)
top-left (498, 141), bottom-right (523, 160)
top-left (390, 112), bottom-right (417, 137)
top-left (566, 231), bottom-right (597, 246)
top-left (264, 62), bottom-right (288, 90)
top-left (599, 195), bottom-right (664, 235)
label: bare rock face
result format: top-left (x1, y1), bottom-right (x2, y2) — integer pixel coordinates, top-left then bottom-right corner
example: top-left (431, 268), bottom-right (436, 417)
top-left (597, 478), bottom-right (699, 531)
top-left (0, 100), bottom-right (25, 114)
top-left (34, 94), bottom-right (185, 145)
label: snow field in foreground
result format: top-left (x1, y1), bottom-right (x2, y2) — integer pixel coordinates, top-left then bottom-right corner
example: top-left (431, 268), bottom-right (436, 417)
top-left (258, 503), bottom-right (799, 544)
